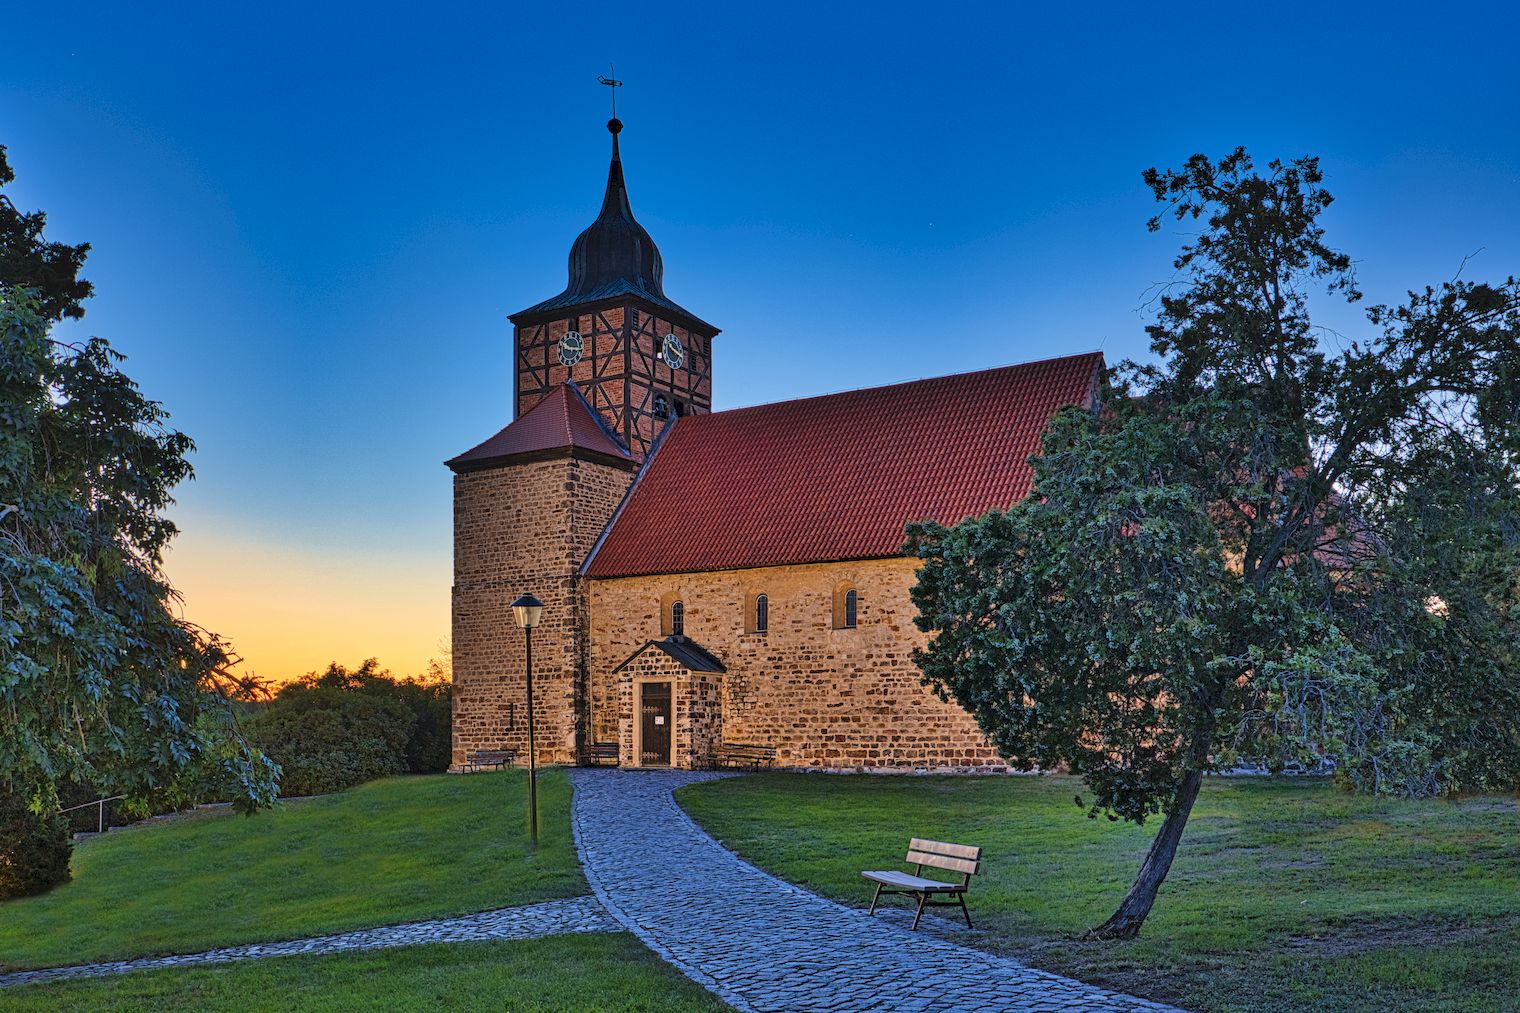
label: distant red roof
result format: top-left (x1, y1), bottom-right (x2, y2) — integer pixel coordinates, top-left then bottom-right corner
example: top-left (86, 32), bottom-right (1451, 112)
top-left (447, 382), bottom-right (634, 472)
top-left (584, 352), bottom-right (1104, 577)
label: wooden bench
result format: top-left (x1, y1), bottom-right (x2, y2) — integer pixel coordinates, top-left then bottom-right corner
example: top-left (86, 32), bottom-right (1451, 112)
top-left (711, 743), bottom-right (776, 771)
top-left (461, 749), bottom-right (515, 772)
top-left (586, 741), bottom-right (620, 766)
top-left (862, 838), bottom-right (981, 930)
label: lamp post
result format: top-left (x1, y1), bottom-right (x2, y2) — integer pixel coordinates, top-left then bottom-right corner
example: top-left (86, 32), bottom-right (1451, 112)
top-left (510, 593), bottom-right (545, 843)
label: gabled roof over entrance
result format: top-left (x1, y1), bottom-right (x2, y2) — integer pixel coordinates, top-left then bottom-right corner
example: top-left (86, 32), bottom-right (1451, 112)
top-left (611, 636), bottom-right (727, 674)
top-left (584, 352), bottom-right (1104, 578)
top-left (446, 381), bottom-right (634, 473)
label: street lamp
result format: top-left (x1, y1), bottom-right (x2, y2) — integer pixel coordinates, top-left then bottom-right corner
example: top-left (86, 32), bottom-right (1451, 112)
top-left (511, 593), bottom-right (545, 843)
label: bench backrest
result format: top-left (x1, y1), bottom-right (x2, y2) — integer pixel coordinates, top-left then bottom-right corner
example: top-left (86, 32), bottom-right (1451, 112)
top-left (720, 743), bottom-right (775, 757)
top-left (469, 750), bottom-right (513, 761)
top-left (906, 838), bottom-right (981, 879)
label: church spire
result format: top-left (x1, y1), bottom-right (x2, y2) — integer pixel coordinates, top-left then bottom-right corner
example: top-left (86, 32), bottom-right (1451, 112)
top-left (510, 107), bottom-right (717, 340)
top-left (561, 117), bottom-right (666, 301)
top-left (597, 117), bottom-right (633, 220)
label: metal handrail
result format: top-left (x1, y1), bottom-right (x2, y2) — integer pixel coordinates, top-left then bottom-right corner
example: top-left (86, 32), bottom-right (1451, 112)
top-left (58, 795), bottom-right (125, 834)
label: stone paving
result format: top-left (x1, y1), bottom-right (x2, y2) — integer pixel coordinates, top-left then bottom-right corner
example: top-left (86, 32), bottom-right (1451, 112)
top-left (571, 768), bottom-right (1186, 1013)
top-left (0, 895), bottom-right (615, 990)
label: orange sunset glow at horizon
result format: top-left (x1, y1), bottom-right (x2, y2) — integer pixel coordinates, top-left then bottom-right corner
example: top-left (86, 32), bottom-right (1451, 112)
top-left (164, 526), bottom-right (450, 685)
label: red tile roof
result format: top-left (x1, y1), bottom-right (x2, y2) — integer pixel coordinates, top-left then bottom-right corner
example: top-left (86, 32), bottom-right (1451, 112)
top-left (446, 382), bottom-right (634, 472)
top-left (583, 352), bottom-right (1104, 577)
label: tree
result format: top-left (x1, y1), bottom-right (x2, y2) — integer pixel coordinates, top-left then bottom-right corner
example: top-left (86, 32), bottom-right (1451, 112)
top-left (909, 149), bottom-right (1520, 939)
top-left (0, 284), bottom-right (277, 896)
top-left (244, 660), bottom-right (453, 796)
top-left (0, 146), bottom-right (92, 322)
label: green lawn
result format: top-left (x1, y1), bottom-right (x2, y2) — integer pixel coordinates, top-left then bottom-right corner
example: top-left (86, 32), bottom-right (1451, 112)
top-left (1, 934), bottom-right (729, 1012)
top-left (0, 769), bottom-right (581, 972)
top-left (678, 773), bottom-right (1520, 1013)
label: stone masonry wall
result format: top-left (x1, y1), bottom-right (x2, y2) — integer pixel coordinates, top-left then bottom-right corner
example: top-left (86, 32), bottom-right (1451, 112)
top-left (587, 559), bottom-right (1006, 770)
top-left (451, 453), bottom-right (633, 767)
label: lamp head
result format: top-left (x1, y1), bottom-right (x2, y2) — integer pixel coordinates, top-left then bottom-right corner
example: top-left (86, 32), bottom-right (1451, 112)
top-left (510, 593), bottom-right (545, 629)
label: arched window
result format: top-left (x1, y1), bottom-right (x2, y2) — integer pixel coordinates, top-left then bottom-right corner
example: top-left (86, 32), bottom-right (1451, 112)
top-left (673, 400), bottom-right (687, 418)
top-left (754, 593), bottom-right (768, 633)
top-left (833, 582), bottom-right (858, 629)
top-left (671, 599), bottom-right (685, 637)
top-left (653, 394), bottom-right (670, 419)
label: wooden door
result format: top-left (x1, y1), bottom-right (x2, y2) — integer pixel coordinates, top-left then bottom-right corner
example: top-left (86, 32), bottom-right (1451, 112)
top-left (640, 682), bottom-right (672, 766)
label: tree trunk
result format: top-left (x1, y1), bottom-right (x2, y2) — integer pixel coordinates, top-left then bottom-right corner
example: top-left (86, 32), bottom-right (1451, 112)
top-left (1083, 768), bottom-right (1204, 940)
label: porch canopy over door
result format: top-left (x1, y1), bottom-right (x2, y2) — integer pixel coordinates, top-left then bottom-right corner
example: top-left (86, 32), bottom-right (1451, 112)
top-left (611, 636), bottom-right (726, 769)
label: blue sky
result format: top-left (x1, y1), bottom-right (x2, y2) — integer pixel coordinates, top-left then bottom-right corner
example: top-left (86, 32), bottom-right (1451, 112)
top-left (4, 1), bottom-right (1518, 678)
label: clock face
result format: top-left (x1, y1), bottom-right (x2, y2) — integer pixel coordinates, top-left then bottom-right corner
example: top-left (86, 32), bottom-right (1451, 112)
top-left (661, 333), bottom-right (685, 370)
top-left (557, 331), bottom-right (583, 366)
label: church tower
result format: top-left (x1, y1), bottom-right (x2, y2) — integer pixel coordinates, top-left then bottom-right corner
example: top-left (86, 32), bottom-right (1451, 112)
top-left (446, 115), bottom-right (718, 768)
top-left (509, 117), bottom-right (719, 459)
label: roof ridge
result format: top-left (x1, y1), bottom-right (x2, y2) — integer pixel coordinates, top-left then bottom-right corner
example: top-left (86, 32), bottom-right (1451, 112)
top-left (693, 350), bottom-right (1105, 422)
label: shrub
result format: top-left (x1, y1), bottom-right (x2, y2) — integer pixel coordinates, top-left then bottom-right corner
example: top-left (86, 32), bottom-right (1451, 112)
top-left (386, 678), bottom-right (453, 774)
top-left (0, 790), bottom-right (72, 900)
top-left (244, 660), bottom-right (452, 796)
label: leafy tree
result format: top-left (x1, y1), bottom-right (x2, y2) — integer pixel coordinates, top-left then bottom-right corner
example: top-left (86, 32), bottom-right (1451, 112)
top-left (0, 146), bottom-right (92, 322)
top-left (245, 684), bottom-right (413, 797)
top-left (0, 286), bottom-right (278, 895)
top-left (297, 660), bottom-right (452, 773)
top-left (909, 149), bottom-right (1520, 938)
top-left (0, 149), bottom-right (274, 890)
top-left (244, 660), bottom-right (452, 796)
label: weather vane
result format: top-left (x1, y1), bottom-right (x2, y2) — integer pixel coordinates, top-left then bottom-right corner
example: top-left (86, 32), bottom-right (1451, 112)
top-left (597, 65), bottom-right (623, 120)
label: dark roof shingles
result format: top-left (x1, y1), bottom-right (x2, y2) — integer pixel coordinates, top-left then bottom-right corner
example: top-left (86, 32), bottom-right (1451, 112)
top-left (611, 637), bottom-right (727, 674)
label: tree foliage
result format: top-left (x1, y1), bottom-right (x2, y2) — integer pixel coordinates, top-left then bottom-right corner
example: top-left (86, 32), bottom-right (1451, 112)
top-left (0, 147), bottom-right (92, 322)
top-left (0, 290), bottom-right (280, 828)
top-left (244, 660), bottom-right (452, 797)
top-left (910, 148), bottom-right (1520, 938)
top-left (0, 146), bottom-right (276, 866)
top-left (0, 786), bottom-right (71, 899)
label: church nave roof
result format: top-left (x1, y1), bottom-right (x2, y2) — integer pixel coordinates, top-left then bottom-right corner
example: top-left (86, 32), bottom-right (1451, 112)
top-left (583, 351), bottom-right (1105, 578)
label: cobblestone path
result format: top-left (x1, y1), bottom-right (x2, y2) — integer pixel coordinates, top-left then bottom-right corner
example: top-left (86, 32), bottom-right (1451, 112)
top-left (571, 768), bottom-right (1185, 1013)
top-left (0, 895), bottom-right (615, 990)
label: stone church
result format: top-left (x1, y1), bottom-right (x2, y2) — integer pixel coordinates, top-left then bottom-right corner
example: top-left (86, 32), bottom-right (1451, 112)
top-left (447, 118), bottom-right (1103, 771)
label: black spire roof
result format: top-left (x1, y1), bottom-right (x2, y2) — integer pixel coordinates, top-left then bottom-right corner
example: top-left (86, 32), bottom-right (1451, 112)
top-left (511, 119), bottom-right (716, 333)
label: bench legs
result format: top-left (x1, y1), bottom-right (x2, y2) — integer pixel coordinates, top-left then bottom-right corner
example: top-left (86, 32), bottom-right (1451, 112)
top-left (867, 886), bottom-right (972, 931)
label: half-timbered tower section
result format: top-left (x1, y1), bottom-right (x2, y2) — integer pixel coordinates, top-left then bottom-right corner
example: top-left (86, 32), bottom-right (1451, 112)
top-left (508, 117), bottom-right (718, 461)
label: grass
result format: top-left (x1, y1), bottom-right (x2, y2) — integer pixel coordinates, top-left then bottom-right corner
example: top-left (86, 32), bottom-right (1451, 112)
top-left (0, 769), bottom-right (581, 972)
top-left (1, 934), bottom-right (729, 1012)
top-left (678, 773), bottom-right (1520, 1013)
